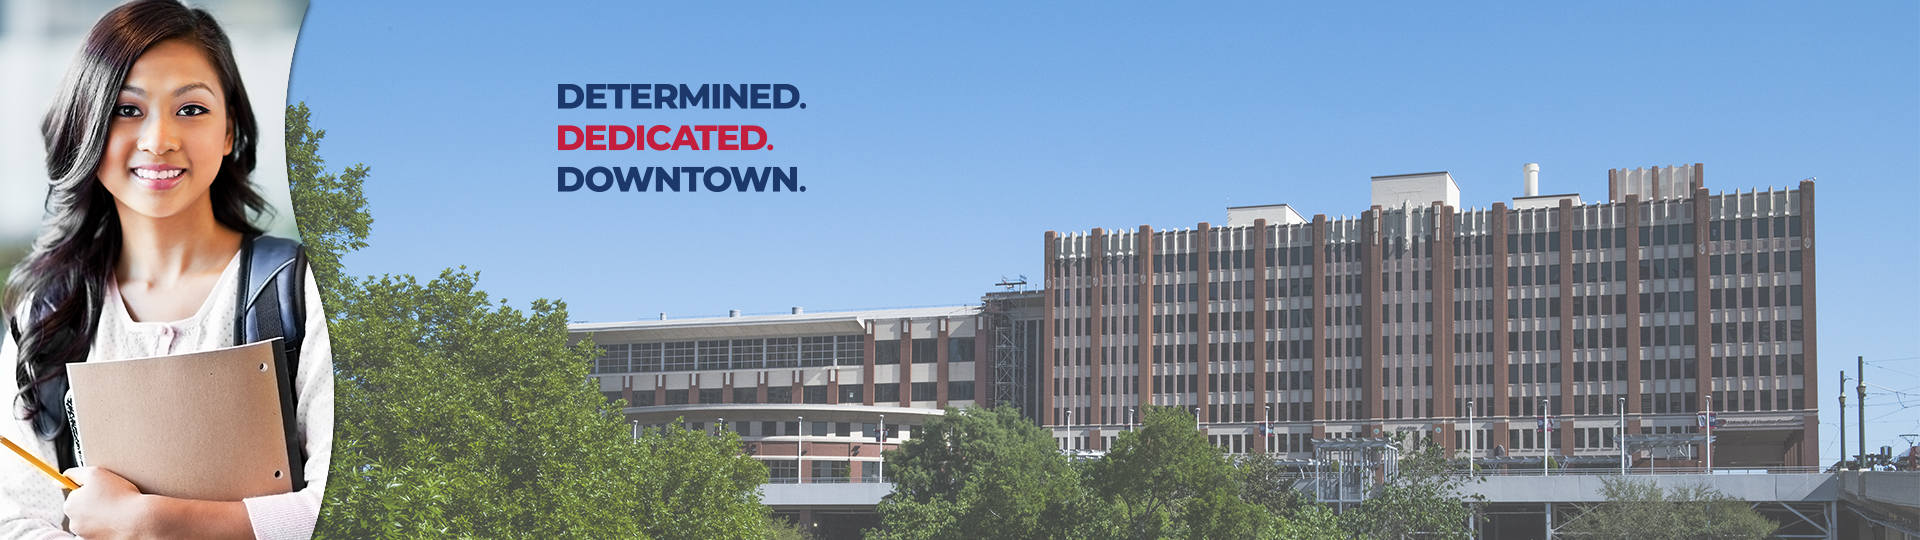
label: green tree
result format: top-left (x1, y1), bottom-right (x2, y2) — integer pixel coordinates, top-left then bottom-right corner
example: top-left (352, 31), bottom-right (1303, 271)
top-left (289, 104), bottom-right (773, 539)
top-left (1557, 476), bottom-right (1777, 540)
top-left (1337, 440), bottom-right (1483, 540)
top-left (870, 405), bottom-right (1103, 540)
top-left (284, 101), bottom-right (371, 306)
top-left (1085, 406), bottom-right (1263, 540)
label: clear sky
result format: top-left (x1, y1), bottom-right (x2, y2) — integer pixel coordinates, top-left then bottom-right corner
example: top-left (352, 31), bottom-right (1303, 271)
top-left (286, 1), bottom-right (1919, 464)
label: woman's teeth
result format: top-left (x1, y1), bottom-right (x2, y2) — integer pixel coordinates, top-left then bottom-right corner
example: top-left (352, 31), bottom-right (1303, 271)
top-left (134, 168), bottom-right (183, 180)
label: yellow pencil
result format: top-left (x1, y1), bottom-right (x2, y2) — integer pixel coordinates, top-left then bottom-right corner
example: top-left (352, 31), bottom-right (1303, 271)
top-left (0, 435), bottom-right (79, 490)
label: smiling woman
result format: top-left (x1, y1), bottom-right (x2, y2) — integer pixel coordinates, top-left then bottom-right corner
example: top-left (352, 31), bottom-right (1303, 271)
top-left (0, 1), bottom-right (332, 539)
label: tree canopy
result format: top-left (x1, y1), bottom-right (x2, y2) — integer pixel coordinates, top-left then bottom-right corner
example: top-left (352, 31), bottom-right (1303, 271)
top-left (289, 103), bottom-right (774, 539)
top-left (1558, 476), bottom-right (1777, 540)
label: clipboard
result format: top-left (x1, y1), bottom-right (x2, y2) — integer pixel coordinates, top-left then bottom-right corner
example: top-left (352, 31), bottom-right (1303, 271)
top-left (67, 338), bottom-right (301, 501)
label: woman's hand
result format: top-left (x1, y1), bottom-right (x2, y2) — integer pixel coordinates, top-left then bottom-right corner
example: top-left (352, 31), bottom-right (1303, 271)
top-left (63, 467), bottom-right (254, 540)
top-left (63, 467), bottom-right (149, 539)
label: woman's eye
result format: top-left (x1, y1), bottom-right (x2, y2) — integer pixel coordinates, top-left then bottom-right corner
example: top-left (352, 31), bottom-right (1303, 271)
top-left (113, 104), bottom-right (142, 117)
top-left (177, 104), bottom-right (210, 116)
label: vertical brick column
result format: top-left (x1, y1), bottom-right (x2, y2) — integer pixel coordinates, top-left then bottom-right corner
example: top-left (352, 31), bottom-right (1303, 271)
top-left (1138, 226), bottom-right (1157, 407)
top-left (899, 322), bottom-right (914, 407)
top-left (1361, 207), bottom-right (1383, 422)
top-left (1692, 187), bottom-right (1714, 397)
top-left (1253, 220), bottom-right (1270, 452)
top-left (622, 376), bottom-right (634, 408)
top-left (1624, 194), bottom-right (1643, 414)
top-left (1433, 204), bottom-right (1457, 454)
top-left (1490, 203), bottom-right (1511, 418)
top-left (936, 317), bottom-right (950, 408)
top-left (863, 321), bottom-right (877, 405)
top-left (974, 315), bottom-right (989, 407)
top-left (725, 372), bottom-right (737, 404)
top-left (1089, 229), bottom-right (1105, 433)
top-left (1558, 199), bottom-right (1577, 452)
top-left (1312, 215), bottom-right (1329, 422)
top-left (825, 371), bottom-right (838, 406)
top-left (1196, 223), bottom-right (1213, 423)
top-left (1798, 179), bottom-right (1819, 467)
top-left (1043, 232), bottom-right (1058, 426)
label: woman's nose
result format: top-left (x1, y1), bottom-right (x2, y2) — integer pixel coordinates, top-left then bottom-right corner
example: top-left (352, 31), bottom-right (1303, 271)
top-left (136, 115), bottom-right (178, 155)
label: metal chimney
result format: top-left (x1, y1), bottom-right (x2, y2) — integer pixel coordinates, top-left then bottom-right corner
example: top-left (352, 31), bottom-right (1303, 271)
top-left (1524, 163), bottom-right (1540, 197)
top-left (792, 307), bottom-right (804, 314)
top-left (729, 310), bottom-right (741, 317)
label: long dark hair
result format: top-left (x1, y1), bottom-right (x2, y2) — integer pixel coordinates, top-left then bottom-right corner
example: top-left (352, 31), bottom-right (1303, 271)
top-left (4, 0), bottom-right (267, 439)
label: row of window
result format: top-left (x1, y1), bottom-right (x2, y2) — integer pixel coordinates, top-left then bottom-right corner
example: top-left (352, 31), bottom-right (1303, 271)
top-left (1711, 285), bottom-right (1803, 310)
top-left (608, 381), bottom-right (977, 407)
top-left (1711, 251), bottom-right (1801, 275)
top-left (1715, 354), bottom-right (1804, 378)
top-left (1711, 320), bottom-right (1804, 343)
top-left (591, 336), bottom-right (865, 374)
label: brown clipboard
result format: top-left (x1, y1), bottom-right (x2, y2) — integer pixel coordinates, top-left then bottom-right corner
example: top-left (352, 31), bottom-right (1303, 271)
top-left (67, 338), bottom-right (300, 501)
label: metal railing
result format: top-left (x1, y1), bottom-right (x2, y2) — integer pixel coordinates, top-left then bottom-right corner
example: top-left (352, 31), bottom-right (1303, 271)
top-left (766, 477), bottom-right (891, 485)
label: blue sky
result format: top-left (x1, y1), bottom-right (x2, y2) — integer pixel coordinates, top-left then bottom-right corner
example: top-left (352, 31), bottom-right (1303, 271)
top-left (286, 1), bottom-right (1919, 463)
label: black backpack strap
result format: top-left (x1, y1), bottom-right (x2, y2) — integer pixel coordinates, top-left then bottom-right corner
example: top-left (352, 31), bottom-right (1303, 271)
top-left (233, 234), bottom-right (309, 491)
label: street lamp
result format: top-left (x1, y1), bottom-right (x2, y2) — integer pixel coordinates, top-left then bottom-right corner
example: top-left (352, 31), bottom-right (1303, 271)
top-left (1065, 409), bottom-right (1074, 451)
top-left (1541, 398), bottom-right (1551, 477)
top-left (1618, 397), bottom-right (1627, 475)
top-left (878, 413), bottom-right (886, 482)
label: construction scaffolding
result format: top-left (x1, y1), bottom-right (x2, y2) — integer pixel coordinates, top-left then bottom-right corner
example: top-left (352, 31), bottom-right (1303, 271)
top-left (984, 281), bottom-right (1041, 423)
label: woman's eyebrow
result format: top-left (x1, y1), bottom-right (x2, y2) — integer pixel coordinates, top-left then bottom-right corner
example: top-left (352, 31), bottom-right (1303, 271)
top-left (115, 83), bottom-right (212, 98)
top-left (171, 82), bottom-right (213, 98)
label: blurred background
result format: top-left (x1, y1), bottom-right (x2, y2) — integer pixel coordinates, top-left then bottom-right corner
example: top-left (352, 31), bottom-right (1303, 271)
top-left (0, 0), bottom-right (306, 281)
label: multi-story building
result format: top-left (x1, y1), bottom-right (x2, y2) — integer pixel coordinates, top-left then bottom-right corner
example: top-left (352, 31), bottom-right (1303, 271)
top-left (574, 306), bottom-right (999, 482)
top-left (1040, 165), bottom-right (1818, 469)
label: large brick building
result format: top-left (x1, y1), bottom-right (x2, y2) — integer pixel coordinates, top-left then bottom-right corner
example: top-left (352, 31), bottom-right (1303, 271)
top-left (1040, 165), bottom-right (1817, 468)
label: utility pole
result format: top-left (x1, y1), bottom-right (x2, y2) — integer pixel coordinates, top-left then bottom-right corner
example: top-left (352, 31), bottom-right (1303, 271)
top-left (1839, 373), bottom-right (1848, 470)
top-left (1859, 356), bottom-right (1868, 471)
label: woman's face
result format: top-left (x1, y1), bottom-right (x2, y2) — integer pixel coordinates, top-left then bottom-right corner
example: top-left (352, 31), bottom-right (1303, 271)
top-left (97, 38), bottom-right (232, 222)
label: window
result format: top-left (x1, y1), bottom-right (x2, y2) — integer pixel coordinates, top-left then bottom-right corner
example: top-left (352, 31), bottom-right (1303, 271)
top-left (949, 337), bottom-right (975, 362)
top-left (913, 339), bottom-right (939, 363)
top-left (840, 385), bottom-right (864, 403)
top-left (767, 460), bottom-right (799, 483)
top-left (837, 335), bottom-right (865, 366)
top-left (874, 340), bottom-right (901, 364)
top-left (804, 385), bottom-right (828, 404)
top-left (699, 388), bottom-right (723, 404)
top-left (802, 336), bottom-right (836, 367)
top-left (595, 343), bottom-right (629, 374)
top-left (697, 340), bottom-right (729, 370)
top-left (731, 339), bottom-right (763, 369)
top-left (664, 389), bottom-right (689, 405)
top-left (632, 390), bottom-right (654, 406)
top-left (766, 387), bottom-right (793, 404)
top-left (663, 341), bottom-right (695, 371)
top-left (949, 381), bottom-right (975, 401)
top-left (912, 382), bottom-right (938, 401)
top-left (766, 337), bottom-right (799, 368)
top-left (874, 383), bottom-right (900, 402)
top-left (733, 387), bottom-right (757, 404)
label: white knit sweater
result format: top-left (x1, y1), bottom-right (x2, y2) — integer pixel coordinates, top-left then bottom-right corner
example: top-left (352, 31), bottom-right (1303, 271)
top-left (0, 252), bottom-right (334, 539)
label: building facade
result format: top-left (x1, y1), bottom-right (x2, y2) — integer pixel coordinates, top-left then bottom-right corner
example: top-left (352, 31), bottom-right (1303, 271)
top-left (1040, 165), bottom-right (1818, 468)
top-left (573, 306), bottom-right (994, 484)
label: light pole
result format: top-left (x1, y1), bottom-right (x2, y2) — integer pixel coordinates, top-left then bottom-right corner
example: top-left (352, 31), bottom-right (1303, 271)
top-left (631, 419), bottom-right (639, 441)
top-left (878, 413), bottom-right (886, 482)
top-left (1467, 400), bottom-right (1475, 475)
top-left (1618, 397), bottom-right (1627, 475)
top-left (1264, 405), bottom-right (1273, 454)
top-left (1129, 406), bottom-right (1136, 431)
top-left (1541, 398), bottom-right (1550, 477)
top-left (1065, 409), bottom-right (1074, 451)
top-left (1703, 395), bottom-right (1712, 474)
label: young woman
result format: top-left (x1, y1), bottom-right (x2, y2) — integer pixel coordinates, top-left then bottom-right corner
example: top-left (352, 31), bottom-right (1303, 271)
top-left (0, 1), bottom-right (332, 538)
